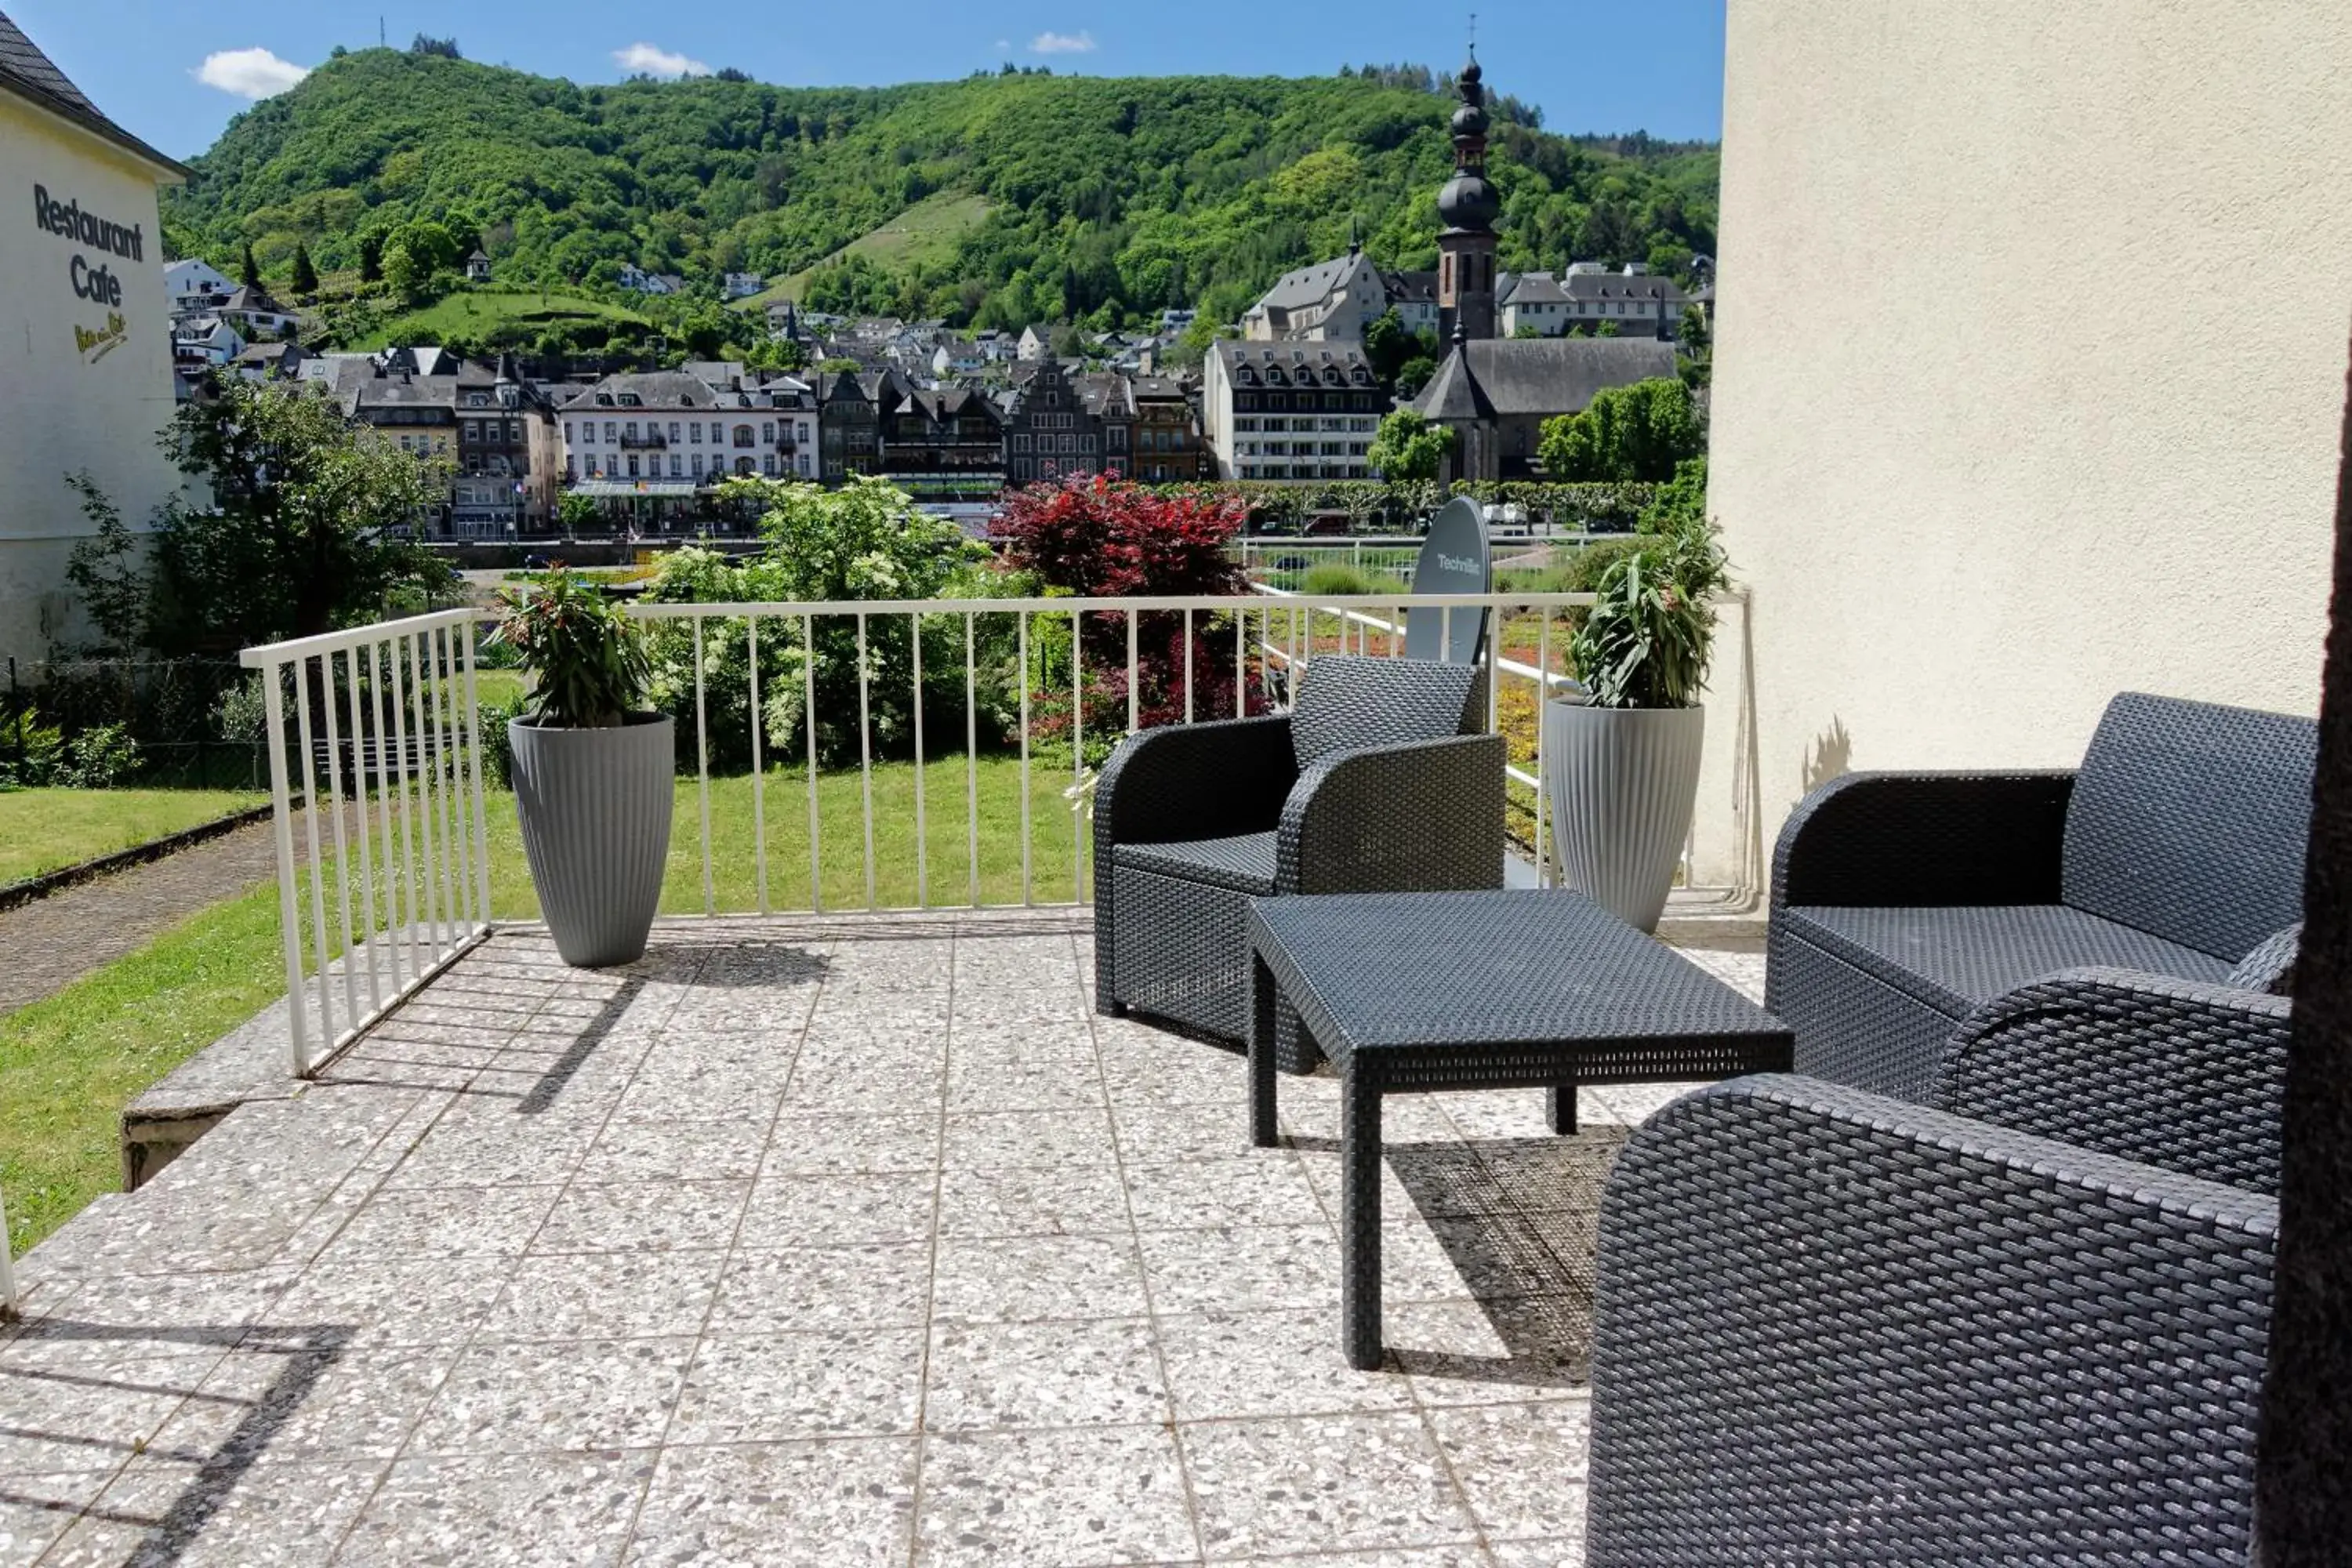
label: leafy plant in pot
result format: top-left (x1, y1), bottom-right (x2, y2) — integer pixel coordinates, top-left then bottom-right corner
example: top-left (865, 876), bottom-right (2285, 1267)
top-left (490, 572), bottom-right (672, 967)
top-left (1542, 505), bottom-right (1730, 931)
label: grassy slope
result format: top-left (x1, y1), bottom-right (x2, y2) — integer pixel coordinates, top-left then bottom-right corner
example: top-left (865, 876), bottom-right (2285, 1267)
top-left (341, 286), bottom-right (648, 351)
top-left (731, 192), bottom-right (994, 314)
top-left (0, 789), bottom-right (267, 884)
top-left (1, 757), bottom-right (1082, 1258)
top-left (0, 886), bottom-right (287, 1252)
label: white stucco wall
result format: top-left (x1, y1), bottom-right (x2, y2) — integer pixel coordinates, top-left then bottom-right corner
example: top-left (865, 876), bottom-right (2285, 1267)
top-left (0, 91), bottom-right (181, 664)
top-left (1693, 2), bottom-right (2351, 891)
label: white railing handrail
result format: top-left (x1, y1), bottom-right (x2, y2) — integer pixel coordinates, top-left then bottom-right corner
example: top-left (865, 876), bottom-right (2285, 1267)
top-left (626, 590), bottom-right (1600, 619)
top-left (239, 605), bottom-right (484, 668)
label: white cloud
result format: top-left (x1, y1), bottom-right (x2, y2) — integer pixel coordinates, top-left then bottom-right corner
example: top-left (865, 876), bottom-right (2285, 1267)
top-left (1029, 30), bottom-right (1096, 54)
top-left (612, 42), bottom-right (710, 78)
top-left (194, 47), bottom-right (309, 100)
top-left (994, 39), bottom-right (1011, 52)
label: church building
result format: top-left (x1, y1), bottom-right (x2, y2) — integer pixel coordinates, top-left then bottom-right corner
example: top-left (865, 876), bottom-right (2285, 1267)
top-left (1410, 48), bottom-right (1682, 483)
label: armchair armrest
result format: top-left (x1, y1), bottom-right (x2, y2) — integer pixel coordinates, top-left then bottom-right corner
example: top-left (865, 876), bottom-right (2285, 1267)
top-left (1588, 1074), bottom-right (2273, 1566)
top-left (1771, 769), bottom-right (2076, 909)
top-left (1933, 967), bottom-right (2288, 1195)
top-left (1277, 733), bottom-right (1504, 895)
top-left (1094, 713), bottom-right (1296, 849)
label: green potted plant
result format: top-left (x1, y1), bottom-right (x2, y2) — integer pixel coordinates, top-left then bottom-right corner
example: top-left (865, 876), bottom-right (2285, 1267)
top-left (489, 571), bottom-right (671, 967)
top-left (1541, 502), bottom-right (1730, 931)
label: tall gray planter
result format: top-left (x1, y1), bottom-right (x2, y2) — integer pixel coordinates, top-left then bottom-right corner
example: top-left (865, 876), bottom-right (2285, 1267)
top-left (1542, 700), bottom-right (1704, 933)
top-left (508, 714), bottom-right (673, 967)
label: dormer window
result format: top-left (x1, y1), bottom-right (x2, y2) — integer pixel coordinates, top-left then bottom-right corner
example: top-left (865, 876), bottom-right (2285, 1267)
top-left (595, 394), bottom-right (615, 406)
top-left (619, 393), bottom-right (641, 406)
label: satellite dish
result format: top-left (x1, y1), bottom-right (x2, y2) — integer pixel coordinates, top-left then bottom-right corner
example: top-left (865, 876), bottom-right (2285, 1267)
top-left (1405, 496), bottom-right (1491, 663)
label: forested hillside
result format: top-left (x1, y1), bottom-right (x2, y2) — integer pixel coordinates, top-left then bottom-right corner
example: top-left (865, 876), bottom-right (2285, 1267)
top-left (165, 45), bottom-right (1717, 333)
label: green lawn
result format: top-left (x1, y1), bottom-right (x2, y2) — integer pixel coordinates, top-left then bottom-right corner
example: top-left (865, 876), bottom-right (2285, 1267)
top-left (479, 754), bottom-right (1089, 918)
top-left (0, 884), bottom-right (289, 1255)
top-left (2, 755), bottom-right (1089, 1258)
top-left (0, 789), bottom-right (267, 885)
top-left (732, 193), bottom-right (993, 313)
top-left (343, 286), bottom-right (649, 350)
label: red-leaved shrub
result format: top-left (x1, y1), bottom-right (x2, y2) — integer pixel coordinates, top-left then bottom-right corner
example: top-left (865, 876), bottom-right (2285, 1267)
top-left (994, 475), bottom-right (1266, 736)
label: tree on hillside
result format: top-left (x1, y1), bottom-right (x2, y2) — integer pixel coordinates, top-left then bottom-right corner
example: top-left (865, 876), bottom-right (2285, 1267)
top-left (239, 243), bottom-right (260, 290)
top-left (410, 34), bottom-right (461, 59)
top-left (1364, 308), bottom-right (1413, 385)
top-left (1394, 354), bottom-right (1437, 401)
top-left (67, 378), bottom-right (452, 652)
top-left (290, 242), bottom-right (319, 296)
top-left (358, 230), bottom-right (384, 285)
top-left (1366, 408), bottom-right (1455, 482)
top-left (1538, 377), bottom-right (1704, 483)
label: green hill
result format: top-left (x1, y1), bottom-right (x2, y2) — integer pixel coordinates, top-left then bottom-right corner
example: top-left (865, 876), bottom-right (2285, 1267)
top-left (165, 47), bottom-right (1718, 336)
top-left (735, 192), bottom-right (994, 313)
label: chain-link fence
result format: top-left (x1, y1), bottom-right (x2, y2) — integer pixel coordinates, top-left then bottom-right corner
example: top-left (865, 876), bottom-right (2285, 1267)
top-left (3, 656), bottom-right (269, 789)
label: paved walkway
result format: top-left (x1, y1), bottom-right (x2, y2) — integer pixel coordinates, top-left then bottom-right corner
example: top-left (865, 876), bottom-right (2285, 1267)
top-left (0, 822), bottom-right (280, 1017)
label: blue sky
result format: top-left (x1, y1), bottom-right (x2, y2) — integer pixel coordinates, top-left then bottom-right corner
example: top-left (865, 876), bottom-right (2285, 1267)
top-left (10, 0), bottom-right (1726, 162)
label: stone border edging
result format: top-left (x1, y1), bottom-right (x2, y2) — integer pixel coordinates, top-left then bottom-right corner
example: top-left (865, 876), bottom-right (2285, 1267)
top-left (0, 800), bottom-right (281, 913)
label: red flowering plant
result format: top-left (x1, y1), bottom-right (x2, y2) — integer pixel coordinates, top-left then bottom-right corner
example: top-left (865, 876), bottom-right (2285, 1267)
top-left (992, 474), bottom-right (1266, 746)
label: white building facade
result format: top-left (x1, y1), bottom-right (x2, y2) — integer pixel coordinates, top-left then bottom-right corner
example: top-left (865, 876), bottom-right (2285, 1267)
top-left (1200, 340), bottom-right (1383, 481)
top-left (0, 16), bottom-right (187, 661)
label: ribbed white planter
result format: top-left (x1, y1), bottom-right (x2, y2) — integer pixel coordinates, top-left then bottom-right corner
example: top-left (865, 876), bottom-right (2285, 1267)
top-left (1541, 701), bottom-right (1704, 933)
top-left (509, 714), bottom-right (674, 967)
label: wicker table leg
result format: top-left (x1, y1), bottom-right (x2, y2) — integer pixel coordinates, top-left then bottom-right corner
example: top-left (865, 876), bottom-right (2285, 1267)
top-left (1248, 950), bottom-right (1279, 1149)
top-left (1339, 1062), bottom-right (1384, 1370)
top-left (1548, 1083), bottom-right (1577, 1135)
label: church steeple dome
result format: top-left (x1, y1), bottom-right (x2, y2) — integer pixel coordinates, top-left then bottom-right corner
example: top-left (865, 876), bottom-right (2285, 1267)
top-left (1435, 42), bottom-right (1500, 340)
top-left (1436, 49), bottom-right (1500, 232)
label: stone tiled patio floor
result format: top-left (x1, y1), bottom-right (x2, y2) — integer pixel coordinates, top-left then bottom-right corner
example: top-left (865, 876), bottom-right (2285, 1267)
top-left (0, 911), bottom-right (1763, 1566)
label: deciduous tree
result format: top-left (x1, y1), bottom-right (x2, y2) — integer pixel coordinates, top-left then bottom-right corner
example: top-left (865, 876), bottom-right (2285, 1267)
top-left (112, 377), bottom-right (455, 651)
top-left (1539, 376), bottom-right (1704, 483)
top-left (1366, 408), bottom-right (1455, 482)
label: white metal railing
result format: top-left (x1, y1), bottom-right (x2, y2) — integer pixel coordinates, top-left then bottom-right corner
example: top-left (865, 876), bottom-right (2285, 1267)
top-left (1236, 532), bottom-right (1614, 591)
top-left (241, 607), bottom-right (494, 1076)
top-left (241, 588), bottom-right (1759, 1079)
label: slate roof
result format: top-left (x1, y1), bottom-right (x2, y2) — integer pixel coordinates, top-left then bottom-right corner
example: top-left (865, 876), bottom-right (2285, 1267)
top-left (0, 9), bottom-right (189, 177)
top-left (1499, 271), bottom-right (1570, 306)
top-left (1249, 252), bottom-right (1375, 315)
top-left (1210, 339), bottom-right (1377, 389)
top-left (1412, 337), bottom-right (1679, 422)
top-left (1381, 270), bottom-right (1440, 305)
top-left (1559, 270), bottom-right (1689, 305)
top-left (561, 372), bottom-right (726, 410)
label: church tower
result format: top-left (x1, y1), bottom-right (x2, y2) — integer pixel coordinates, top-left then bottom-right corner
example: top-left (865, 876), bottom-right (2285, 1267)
top-left (1436, 49), bottom-right (1501, 342)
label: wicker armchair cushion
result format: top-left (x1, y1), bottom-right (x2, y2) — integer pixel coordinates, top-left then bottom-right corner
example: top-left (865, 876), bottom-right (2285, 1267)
top-left (1288, 655), bottom-right (1484, 771)
top-left (2060, 692), bottom-right (2316, 962)
top-left (2227, 923), bottom-right (2301, 995)
top-left (1779, 903), bottom-right (2233, 1020)
top-left (1112, 831), bottom-right (1279, 895)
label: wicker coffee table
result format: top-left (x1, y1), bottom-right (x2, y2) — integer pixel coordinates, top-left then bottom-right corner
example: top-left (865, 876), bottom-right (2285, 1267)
top-left (1247, 889), bottom-right (1793, 1368)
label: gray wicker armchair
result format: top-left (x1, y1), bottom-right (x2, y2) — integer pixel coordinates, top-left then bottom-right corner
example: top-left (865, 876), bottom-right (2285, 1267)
top-left (1768, 691), bottom-right (2314, 1102)
top-left (1093, 654), bottom-right (1503, 1072)
top-left (1586, 1070), bottom-right (2275, 1565)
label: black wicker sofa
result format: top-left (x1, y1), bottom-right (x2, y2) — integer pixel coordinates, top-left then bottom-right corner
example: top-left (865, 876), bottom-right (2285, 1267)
top-left (1584, 1065), bottom-right (2278, 1565)
top-left (1767, 691), bottom-right (2314, 1104)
